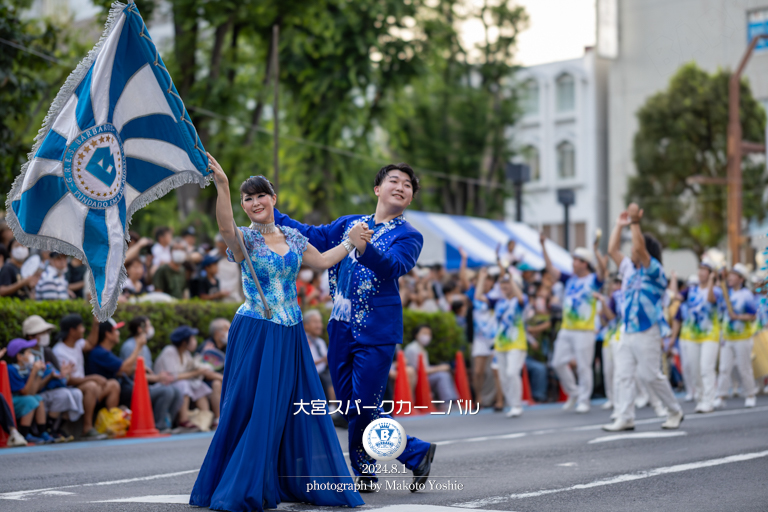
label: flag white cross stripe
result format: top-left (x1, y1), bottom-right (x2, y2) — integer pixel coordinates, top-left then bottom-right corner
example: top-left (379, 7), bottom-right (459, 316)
top-left (5, 1), bottom-right (211, 320)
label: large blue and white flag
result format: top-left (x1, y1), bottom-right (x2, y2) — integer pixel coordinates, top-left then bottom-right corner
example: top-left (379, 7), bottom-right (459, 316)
top-left (6, 1), bottom-right (211, 320)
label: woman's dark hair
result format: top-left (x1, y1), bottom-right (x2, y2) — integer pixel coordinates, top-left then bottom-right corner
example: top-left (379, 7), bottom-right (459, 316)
top-left (374, 163), bottom-right (420, 196)
top-left (411, 324), bottom-right (431, 340)
top-left (128, 316), bottom-right (149, 337)
top-left (644, 233), bottom-right (662, 264)
top-left (240, 176), bottom-right (275, 200)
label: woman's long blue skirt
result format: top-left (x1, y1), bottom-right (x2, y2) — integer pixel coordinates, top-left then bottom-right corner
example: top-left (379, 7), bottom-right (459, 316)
top-left (190, 314), bottom-right (364, 512)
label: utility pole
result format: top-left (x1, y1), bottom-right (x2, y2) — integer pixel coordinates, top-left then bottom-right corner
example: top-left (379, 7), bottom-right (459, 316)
top-left (505, 163), bottom-right (531, 222)
top-left (557, 189), bottom-right (575, 251)
top-left (727, 33), bottom-right (768, 264)
top-left (272, 24), bottom-right (280, 193)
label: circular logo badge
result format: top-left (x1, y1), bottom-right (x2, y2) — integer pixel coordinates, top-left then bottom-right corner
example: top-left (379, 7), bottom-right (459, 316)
top-left (363, 418), bottom-right (406, 461)
top-left (63, 124), bottom-right (126, 209)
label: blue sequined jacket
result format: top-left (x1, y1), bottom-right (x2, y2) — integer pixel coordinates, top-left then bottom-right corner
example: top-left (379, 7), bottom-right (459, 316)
top-left (274, 209), bottom-right (423, 345)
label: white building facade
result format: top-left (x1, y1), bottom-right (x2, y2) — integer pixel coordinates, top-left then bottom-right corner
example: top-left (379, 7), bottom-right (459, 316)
top-left (606, 0), bottom-right (768, 262)
top-left (506, 48), bottom-right (609, 252)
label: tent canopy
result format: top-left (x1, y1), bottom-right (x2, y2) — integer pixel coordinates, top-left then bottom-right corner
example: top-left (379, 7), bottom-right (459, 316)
top-left (404, 210), bottom-right (574, 275)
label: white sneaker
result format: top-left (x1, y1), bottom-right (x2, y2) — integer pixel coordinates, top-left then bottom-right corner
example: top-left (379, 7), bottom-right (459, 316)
top-left (505, 406), bottom-right (523, 418)
top-left (602, 418), bottom-right (635, 431)
top-left (601, 400), bottom-right (613, 410)
top-left (653, 403), bottom-right (668, 417)
top-left (712, 397), bottom-right (724, 409)
top-left (745, 396), bottom-right (756, 408)
top-left (575, 402), bottom-right (590, 414)
top-left (562, 396), bottom-right (577, 411)
top-left (695, 403), bottom-right (713, 414)
top-left (610, 409), bottom-right (620, 420)
top-left (661, 409), bottom-right (684, 429)
top-left (684, 393), bottom-right (694, 402)
top-left (7, 428), bottom-right (27, 447)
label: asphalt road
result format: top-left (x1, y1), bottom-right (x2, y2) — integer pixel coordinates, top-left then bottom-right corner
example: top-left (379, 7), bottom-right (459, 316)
top-left (2, 395), bottom-right (768, 512)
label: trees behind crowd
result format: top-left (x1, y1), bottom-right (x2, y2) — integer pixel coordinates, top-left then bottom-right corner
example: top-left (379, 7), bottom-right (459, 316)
top-left (629, 62), bottom-right (768, 255)
top-left (0, 0), bottom-right (529, 234)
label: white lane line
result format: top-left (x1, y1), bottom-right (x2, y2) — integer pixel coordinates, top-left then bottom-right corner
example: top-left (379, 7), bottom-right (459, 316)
top-left (557, 462), bottom-right (577, 467)
top-left (454, 449), bottom-right (768, 508)
top-left (435, 433), bottom-right (526, 446)
top-left (588, 432), bottom-right (688, 444)
top-left (0, 469), bottom-right (199, 501)
top-left (94, 494), bottom-right (190, 503)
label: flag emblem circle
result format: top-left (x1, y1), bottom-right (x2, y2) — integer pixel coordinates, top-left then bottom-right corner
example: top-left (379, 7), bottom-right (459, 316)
top-left (362, 418), bottom-right (406, 461)
top-left (63, 123), bottom-right (126, 209)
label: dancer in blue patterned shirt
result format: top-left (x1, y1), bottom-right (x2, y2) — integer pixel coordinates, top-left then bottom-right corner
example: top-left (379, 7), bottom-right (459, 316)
top-left (603, 203), bottom-right (683, 432)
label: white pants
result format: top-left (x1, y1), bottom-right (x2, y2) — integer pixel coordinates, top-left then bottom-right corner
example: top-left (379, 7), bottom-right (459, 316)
top-left (496, 349), bottom-right (527, 409)
top-left (680, 340), bottom-right (719, 408)
top-left (614, 325), bottom-right (681, 422)
top-left (679, 339), bottom-right (699, 400)
top-left (717, 339), bottom-right (756, 398)
top-left (602, 343), bottom-right (614, 403)
top-left (552, 329), bottom-right (595, 405)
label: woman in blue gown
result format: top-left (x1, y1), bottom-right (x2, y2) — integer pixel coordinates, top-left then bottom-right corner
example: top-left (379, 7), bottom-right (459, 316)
top-left (190, 154), bottom-right (371, 512)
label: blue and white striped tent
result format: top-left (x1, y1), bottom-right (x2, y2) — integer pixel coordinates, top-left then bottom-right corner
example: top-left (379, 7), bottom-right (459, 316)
top-left (404, 210), bottom-right (573, 274)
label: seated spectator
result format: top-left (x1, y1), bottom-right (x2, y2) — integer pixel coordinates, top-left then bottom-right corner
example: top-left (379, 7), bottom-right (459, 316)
top-left (155, 326), bottom-right (222, 429)
top-left (22, 315), bottom-right (62, 371)
top-left (151, 226), bottom-right (173, 274)
top-left (120, 317), bottom-right (182, 432)
top-left (191, 256), bottom-right (229, 301)
top-left (53, 314), bottom-right (117, 439)
top-left (35, 252), bottom-right (71, 300)
top-left (85, 318), bottom-right (146, 407)
top-left (297, 267), bottom-right (320, 307)
top-left (0, 347), bottom-right (27, 447)
top-left (210, 233), bottom-right (242, 302)
top-left (403, 325), bottom-right (459, 406)
top-left (66, 258), bottom-right (87, 298)
top-left (6, 338), bottom-right (56, 444)
top-left (198, 318), bottom-right (230, 373)
top-left (181, 226), bottom-right (204, 264)
top-left (122, 258), bottom-right (150, 300)
top-left (153, 240), bottom-right (189, 299)
top-left (303, 310), bottom-right (335, 400)
top-left (0, 239), bottom-right (40, 299)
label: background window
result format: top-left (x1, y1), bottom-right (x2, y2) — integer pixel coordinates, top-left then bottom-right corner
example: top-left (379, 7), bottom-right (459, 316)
top-left (556, 74), bottom-right (575, 112)
top-left (522, 80), bottom-right (539, 115)
top-left (523, 146), bottom-right (540, 181)
top-left (557, 141), bottom-right (575, 178)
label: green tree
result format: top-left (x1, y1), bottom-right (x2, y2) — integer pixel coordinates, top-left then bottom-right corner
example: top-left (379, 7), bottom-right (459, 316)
top-left (383, 0), bottom-right (528, 217)
top-left (0, 1), bottom-right (76, 201)
top-left (629, 62), bottom-right (767, 254)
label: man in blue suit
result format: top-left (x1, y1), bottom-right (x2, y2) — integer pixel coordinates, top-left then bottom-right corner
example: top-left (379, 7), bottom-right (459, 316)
top-left (274, 163), bottom-right (435, 492)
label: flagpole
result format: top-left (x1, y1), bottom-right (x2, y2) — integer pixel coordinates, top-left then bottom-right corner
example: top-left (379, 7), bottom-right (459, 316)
top-left (272, 24), bottom-right (280, 192)
top-left (212, 180), bottom-right (272, 319)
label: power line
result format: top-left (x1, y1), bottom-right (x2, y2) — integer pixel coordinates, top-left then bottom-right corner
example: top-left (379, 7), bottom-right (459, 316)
top-left (0, 37), bottom-right (506, 190)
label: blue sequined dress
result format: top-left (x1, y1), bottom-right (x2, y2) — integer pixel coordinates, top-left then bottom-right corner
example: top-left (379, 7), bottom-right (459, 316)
top-left (190, 226), bottom-right (363, 512)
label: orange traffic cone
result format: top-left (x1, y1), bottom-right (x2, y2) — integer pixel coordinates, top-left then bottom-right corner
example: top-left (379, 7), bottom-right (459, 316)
top-left (414, 353), bottom-right (436, 413)
top-left (521, 364), bottom-right (534, 404)
top-left (0, 361), bottom-right (15, 448)
top-left (393, 350), bottom-right (414, 417)
top-left (126, 358), bottom-right (166, 438)
top-left (454, 351), bottom-right (472, 402)
top-left (558, 383), bottom-right (568, 402)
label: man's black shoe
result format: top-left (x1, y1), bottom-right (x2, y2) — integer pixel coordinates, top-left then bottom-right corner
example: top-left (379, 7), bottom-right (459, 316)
top-left (411, 443), bottom-right (437, 491)
top-left (355, 475), bottom-right (378, 493)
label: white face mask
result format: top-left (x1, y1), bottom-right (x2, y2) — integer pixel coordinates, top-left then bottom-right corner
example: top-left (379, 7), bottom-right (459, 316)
top-left (299, 270), bottom-right (313, 282)
top-left (11, 246), bottom-right (29, 262)
top-left (417, 334), bottom-right (432, 346)
top-left (145, 325), bottom-right (155, 340)
top-left (171, 250), bottom-right (187, 264)
top-left (22, 352), bottom-right (36, 368)
top-left (37, 333), bottom-right (50, 347)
